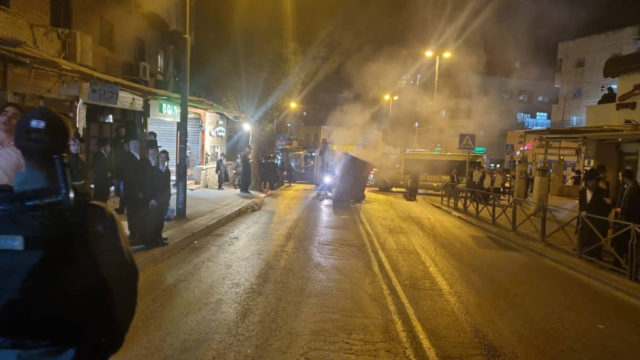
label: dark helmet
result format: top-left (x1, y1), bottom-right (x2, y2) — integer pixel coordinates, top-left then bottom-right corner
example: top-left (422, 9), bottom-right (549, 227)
top-left (15, 107), bottom-right (72, 158)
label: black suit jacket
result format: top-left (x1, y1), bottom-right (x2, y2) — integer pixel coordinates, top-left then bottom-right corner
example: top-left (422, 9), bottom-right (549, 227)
top-left (92, 151), bottom-right (113, 188)
top-left (579, 187), bottom-right (611, 218)
top-left (120, 152), bottom-right (143, 203)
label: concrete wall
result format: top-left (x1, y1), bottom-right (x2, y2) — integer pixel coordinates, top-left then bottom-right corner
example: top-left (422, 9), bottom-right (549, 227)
top-left (0, 1), bottom-right (62, 57)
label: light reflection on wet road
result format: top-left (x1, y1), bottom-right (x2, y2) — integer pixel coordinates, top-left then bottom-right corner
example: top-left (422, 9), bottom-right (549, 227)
top-left (115, 185), bottom-right (640, 360)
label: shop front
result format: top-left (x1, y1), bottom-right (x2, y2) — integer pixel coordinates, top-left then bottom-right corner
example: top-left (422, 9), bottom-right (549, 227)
top-left (148, 100), bottom-right (180, 172)
top-left (80, 82), bottom-right (145, 154)
top-left (205, 112), bottom-right (228, 164)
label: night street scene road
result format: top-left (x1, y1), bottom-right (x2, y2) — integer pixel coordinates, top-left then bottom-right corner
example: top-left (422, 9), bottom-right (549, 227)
top-left (2, 1), bottom-right (640, 360)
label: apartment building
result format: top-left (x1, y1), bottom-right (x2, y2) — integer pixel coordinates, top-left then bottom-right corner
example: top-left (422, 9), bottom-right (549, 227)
top-left (551, 24), bottom-right (640, 127)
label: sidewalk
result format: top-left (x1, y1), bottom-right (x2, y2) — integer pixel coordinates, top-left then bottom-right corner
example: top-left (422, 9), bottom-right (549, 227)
top-left (112, 187), bottom-right (265, 270)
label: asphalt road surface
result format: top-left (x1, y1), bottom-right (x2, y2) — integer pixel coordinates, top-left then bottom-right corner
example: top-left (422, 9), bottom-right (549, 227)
top-left (114, 185), bottom-right (640, 360)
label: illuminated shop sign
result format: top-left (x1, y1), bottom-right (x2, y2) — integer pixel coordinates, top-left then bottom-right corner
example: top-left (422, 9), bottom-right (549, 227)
top-left (159, 103), bottom-right (179, 116)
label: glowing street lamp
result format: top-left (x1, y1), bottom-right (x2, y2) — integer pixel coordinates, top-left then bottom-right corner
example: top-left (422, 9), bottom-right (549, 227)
top-left (383, 93), bottom-right (399, 121)
top-left (424, 49), bottom-right (453, 99)
top-left (289, 101), bottom-right (298, 109)
top-left (242, 122), bottom-right (251, 131)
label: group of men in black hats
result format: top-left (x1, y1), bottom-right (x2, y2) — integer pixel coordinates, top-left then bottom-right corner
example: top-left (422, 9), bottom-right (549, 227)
top-left (578, 165), bottom-right (640, 266)
top-left (117, 134), bottom-right (171, 248)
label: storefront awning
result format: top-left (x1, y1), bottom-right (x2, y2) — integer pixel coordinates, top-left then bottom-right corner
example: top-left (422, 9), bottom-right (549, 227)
top-left (0, 42), bottom-right (245, 119)
top-left (523, 124), bottom-right (640, 141)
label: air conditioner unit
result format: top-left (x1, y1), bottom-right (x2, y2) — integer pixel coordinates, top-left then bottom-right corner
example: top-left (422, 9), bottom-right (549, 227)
top-left (138, 62), bottom-right (150, 82)
top-left (67, 31), bottom-right (93, 67)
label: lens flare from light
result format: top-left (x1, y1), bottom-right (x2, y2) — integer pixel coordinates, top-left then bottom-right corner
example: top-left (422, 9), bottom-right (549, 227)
top-left (384, 94), bottom-right (391, 101)
top-left (323, 175), bottom-right (332, 184)
top-left (242, 123), bottom-right (251, 131)
top-left (425, 50), bottom-right (434, 57)
top-left (443, 51), bottom-right (452, 58)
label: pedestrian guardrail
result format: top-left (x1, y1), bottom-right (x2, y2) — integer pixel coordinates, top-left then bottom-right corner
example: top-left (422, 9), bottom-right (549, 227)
top-left (439, 184), bottom-right (639, 281)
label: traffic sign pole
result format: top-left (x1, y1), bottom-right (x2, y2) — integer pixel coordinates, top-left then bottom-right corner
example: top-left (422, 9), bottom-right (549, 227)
top-left (466, 149), bottom-right (470, 183)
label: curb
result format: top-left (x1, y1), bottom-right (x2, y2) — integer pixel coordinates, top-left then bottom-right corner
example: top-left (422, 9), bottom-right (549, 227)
top-left (428, 200), bottom-right (640, 303)
top-left (133, 196), bottom-right (265, 271)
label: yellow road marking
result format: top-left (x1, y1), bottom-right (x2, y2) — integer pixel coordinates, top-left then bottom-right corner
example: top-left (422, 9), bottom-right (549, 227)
top-left (355, 208), bottom-right (439, 360)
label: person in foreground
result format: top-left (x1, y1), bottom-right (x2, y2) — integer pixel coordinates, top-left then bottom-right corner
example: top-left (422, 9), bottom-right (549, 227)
top-left (0, 107), bottom-right (138, 359)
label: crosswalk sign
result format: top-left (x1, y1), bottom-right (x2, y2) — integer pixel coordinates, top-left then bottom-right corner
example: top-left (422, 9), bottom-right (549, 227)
top-left (458, 133), bottom-right (476, 149)
top-left (276, 135), bottom-right (287, 147)
top-left (505, 144), bottom-right (515, 156)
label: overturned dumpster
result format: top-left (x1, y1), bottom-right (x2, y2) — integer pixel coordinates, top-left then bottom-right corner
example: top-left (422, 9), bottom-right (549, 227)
top-left (332, 154), bottom-right (372, 203)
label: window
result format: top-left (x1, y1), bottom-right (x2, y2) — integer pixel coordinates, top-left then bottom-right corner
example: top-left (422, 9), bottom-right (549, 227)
top-left (572, 88), bottom-right (583, 98)
top-left (157, 50), bottom-right (165, 77)
top-left (99, 17), bottom-right (114, 50)
top-left (516, 112), bottom-right (532, 123)
top-left (517, 90), bottom-right (531, 103)
top-left (575, 58), bottom-right (585, 68)
top-left (537, 95), bottom-right (549, 103)
top-left (50, 0), bottom-right (72, 28)
top-left (570, 115), bottom-right (581, 126)
top-left (134, 37), bottom-right (146, 63)
top-left (517, 112), bottom-right (549, 128)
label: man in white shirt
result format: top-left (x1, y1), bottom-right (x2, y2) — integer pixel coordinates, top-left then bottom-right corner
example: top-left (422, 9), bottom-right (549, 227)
top-left (0, 103), bottom-right (24, 185)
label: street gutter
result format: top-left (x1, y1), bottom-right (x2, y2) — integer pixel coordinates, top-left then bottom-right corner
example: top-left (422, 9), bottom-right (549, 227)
top-left (133, 196), bottom-right (265, 271)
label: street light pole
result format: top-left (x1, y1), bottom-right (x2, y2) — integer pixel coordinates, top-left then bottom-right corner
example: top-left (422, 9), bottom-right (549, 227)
top-left (433, 55), bottom-right (440, 100)
top-left (425, 50), bottom-right (451, 101)
top-left (176, 0), bottom-right (190, 219)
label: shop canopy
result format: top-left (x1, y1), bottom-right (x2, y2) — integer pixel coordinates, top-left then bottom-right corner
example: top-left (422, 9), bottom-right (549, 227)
top-left (0, 41), bottom-right (242, 120)
top-left (523, 124), bottom-right (640, 142)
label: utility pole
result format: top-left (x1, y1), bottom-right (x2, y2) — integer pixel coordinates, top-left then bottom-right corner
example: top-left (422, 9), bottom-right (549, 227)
top-left (176, 0), bottom-right (190, 219)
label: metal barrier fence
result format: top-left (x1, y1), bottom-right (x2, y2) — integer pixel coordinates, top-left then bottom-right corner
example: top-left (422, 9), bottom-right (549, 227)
top-left (440, 184), bottom-right (639, 281)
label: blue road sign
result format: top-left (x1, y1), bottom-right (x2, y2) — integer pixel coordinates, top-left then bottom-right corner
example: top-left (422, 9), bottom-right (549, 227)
top-left (458, 133), bottom-right (476, 150)
top-left (276, 135), bottom-right (288, 147)
top-left (505, 144), bottom-right (515, 156)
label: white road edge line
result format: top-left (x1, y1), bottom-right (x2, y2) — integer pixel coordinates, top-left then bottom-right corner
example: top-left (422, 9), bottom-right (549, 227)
top-left (355, 208), bottom-right (439, 360)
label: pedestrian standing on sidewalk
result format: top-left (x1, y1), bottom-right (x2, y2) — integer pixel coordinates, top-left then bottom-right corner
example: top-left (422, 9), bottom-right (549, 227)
top-left (92, 138), bottom-right (114, 202)
top-left (156, 150), bottom-right (171, 240)
top-left (578, 168), bottom-right (611, 260)
top-left (285, 161), bottom-right (295, 186)
top-left (233, 153), bottom-right (242, 189)
top-left (526, 162), bottom-right (535, 197)
top-left (572, 169), bottom-right (582, 186)
top-left (0, 102), bottom-right (24, 186)
top-left (240, 145), bottom-right (252, 193)
top-left (597, 164), bottom-right (610, 197)
top-left (216, 153), bottom-right (229, 190)
top-left (142, 141), bottom-right (169, 248)
top-left (265, 155), bottom-right (279, 191)
top-left (493, 169), bottom-right (504, 196)
top-left (121, 135), bottom-right (145, 244)
top-left (114, 125), bottom-right (128, 214)
top-left (68, 133), bottom-right (88, 187)
top-left (612, 169), bottom-right (640, 267)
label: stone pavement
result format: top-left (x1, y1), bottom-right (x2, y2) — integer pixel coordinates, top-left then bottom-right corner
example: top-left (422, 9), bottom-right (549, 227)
top-left (110, 187), bottom-right (265, 270)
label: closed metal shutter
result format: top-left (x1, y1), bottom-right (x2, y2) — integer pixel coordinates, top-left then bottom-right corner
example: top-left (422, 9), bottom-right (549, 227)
top-left (148, 118), bottom-right (177, 171)
top-left (187, 117), bottom-right (202, 168)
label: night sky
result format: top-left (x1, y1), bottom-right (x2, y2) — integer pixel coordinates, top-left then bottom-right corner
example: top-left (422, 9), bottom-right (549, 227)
top-left (192, 0), bottom-right (640, 119)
